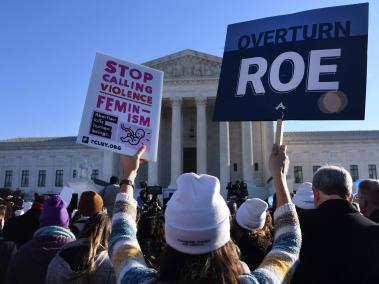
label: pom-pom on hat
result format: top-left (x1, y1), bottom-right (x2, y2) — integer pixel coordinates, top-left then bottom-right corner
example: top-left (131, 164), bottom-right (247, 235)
top-left (39, 195), bottom-right (70, 228)
top-left (292, 182), bottom-right (315, 210)
top-left (236, 198), bottom-right (268, 230)
top-left (165, 173), bottom-right (230, 255)
top-left (78, 191), bottom-right (104, 217)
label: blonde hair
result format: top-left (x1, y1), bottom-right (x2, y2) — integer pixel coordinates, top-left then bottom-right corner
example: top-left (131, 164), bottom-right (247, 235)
top-left (79, 212), bottom-right (111, 278)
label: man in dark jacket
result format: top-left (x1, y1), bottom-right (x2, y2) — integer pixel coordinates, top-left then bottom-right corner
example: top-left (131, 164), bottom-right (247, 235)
top-left (293, 166), bottom-right (379, 284)
top-left (102, 176), bottom-right (119, 216)
top-left (2, 194), bottom-right (47, 247)
top-left (0, 205), bottom-right (17, 284)
top-left (358, 179), bottom-right (379, 223)
top-left (0, 236), bottom-right (16, 284)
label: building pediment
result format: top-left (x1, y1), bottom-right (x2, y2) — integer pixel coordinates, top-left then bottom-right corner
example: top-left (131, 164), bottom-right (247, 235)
top-left (144, 49), bottom-right (222, 79)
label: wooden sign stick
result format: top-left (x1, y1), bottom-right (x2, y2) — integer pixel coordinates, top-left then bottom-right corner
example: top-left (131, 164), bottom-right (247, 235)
top-left (275, 119), bottom-right (285, 146)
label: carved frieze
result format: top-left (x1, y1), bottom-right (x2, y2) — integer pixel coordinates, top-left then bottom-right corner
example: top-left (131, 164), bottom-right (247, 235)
top-left (149, 55), bottom-right (221, 78)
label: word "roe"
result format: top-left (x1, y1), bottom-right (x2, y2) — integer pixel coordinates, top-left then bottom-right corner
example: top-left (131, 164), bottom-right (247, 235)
top-left (236, 48), bottom-right (341, 96)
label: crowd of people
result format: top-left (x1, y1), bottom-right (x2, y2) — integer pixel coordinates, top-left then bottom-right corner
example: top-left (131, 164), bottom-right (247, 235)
top-left (1, 144), bottom-right (379, 283)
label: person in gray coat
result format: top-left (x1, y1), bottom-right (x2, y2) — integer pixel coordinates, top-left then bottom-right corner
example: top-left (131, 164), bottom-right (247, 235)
top-left (46, 212), bottom-right (115, 284)
top-left (102, 176), bottom-right (119, 216)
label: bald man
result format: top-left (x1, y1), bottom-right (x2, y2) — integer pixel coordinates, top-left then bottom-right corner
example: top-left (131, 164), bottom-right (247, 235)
top-left (359, 179), bottom-right (379, 223)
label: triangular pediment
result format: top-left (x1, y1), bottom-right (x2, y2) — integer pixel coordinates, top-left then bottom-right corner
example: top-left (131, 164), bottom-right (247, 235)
top-left (144, 49), bottom-right (222, 79)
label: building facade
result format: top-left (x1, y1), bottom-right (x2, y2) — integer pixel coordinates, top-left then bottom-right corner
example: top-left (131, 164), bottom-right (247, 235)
top-left (286, 131), bottom-right (379, 192)
top-left (1, 50), bottom-right (378, 198)
top-left (0, 137), bottom-right (115, 196)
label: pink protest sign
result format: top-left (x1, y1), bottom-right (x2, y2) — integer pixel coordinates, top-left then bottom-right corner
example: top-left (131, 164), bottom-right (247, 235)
top-left (77, 53), bottom-right (163, 161)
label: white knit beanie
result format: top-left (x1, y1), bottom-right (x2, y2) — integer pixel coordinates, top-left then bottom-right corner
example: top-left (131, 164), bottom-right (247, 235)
top-left (292, 182), bottom-right (315, 209)
top-left (236, 198), bottom-right (268, 230)
top-left (165, 173), bottom-right (230, 254)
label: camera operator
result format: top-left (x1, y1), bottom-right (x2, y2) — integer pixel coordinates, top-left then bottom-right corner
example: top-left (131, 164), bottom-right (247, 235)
top-left (227, 180), bottom-right (248, 207)
top-left (227, 181), bottom-right (239, 201)
top-left (240, 180), bottom-right (249, 199)
top-left (136, 184), bottom-right (164, 269)
top-left (144, 193), bottom-right (162, 211)
top-left (139, 184), bottom-right (163, 215)
top-left (137, 181), bottom-right (148, 209)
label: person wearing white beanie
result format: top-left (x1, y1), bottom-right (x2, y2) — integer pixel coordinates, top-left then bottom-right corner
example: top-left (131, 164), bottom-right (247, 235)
top-left (108, 144), bottom-right (302, 284)
top-left (165, 173), bottom-right (231, 254)
top-left (231, 198), bottom-right (273, 270)
top-left (292, 182), bottom-right (315, 210)
top-left (236, 198), bottom-right (268, 230)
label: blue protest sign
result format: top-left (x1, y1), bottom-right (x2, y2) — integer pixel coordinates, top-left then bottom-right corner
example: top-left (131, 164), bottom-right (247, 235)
top-left (213, 3), bottom-right (368, 121)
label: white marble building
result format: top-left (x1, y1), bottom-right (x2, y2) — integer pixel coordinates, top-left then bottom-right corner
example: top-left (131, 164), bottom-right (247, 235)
top-left (1, 50), bottom-right (378, 198)
top-left (0, 137), bottom-right (115, 196)
top-left (286, 131), bottom-right (379, 192)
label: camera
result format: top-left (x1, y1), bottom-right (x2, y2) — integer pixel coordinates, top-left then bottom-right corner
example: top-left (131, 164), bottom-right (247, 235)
top-left (138, 182), bottom-right (163, 214)
top-left (146, 185), bottom-right (162, 196)
top-left (226, 180), bottom-right (248, 207)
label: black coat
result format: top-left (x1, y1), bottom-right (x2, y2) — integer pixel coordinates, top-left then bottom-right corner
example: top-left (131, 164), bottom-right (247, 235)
top-left (293, 199), bottom-right (379, 284)
top-left (238, 235), bottom-right (272, 271)
top-left (0, 235), bottom-right (17, 284)
top-left (368, 209), bottom-right (379, 224)
top-left (2, 208), bottom-right (41, 247)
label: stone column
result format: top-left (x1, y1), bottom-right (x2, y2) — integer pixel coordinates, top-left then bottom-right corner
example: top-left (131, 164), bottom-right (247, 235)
top-left (148, 161), bottom-right (158, 185)
top-left (196, 97), bottom-right (207, 174)
top-left (0, 156), bottom-right (4, 187)
top-left (169, 97), bottom-right (182, 188)
top-left (261, 121), bottom-right (274, 184)
top-left (241, 121), bottom-right (255, 190)
top-left (31, 155), bottom-right (39, 189)
top-left (219, 122), bottom-right (230, 197)
top-left (102, 151), bottom-right (114, 181)
top-left (13, 156), bottom-right (21, 190)
top-left (49, 155), bottom-right (56, 193)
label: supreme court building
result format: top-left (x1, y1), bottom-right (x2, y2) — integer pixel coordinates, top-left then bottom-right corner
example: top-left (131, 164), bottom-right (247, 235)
top-left (1, 50), bottom-right (378, 199)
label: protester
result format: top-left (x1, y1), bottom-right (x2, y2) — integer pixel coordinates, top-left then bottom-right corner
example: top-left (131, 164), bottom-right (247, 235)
top-left (3, 194), bottom-right (47, 247)
top-left (0, 205), bottom-right (6, 231)
top-left (227, 199), bottom-right (238, 217)
top-left (292, 182), bottom-right (315, 217)
top-left (137, 209), bottom-right (165, 269)
top-left (108, 144), bottom-right (301, 283)
top-left (70, 191), bottom-right (104, 237)
top-left (3, 201), bottom-right (13, 220)
top-left (230, 198), bottom-right (273, 270)
top-left (292, 182), bottom-right (315, 210)
top-left (46, 212), bottom-right (115, 284)
top-left (137, 188), bottom-right (147, 208)
top-left (358, 179), bottom-right (379, 223)
top-left (143, 193), bottom-right (162, 210)
top-left (293, 166), bottom-right (379, 284)
top-left (0, 205), bottom-right (17, 284)
top-left (6, 195), bottom-right (75, 284)
top-left (240, 180), bottom-right (249, 199)
top-left (102, 176), bottom-right (119, 216)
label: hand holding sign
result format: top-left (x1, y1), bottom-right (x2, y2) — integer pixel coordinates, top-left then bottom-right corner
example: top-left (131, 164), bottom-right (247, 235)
top-left (269, 144), bottom-right (289, 178)
top-left (121, 145), bottom-right (146, 183)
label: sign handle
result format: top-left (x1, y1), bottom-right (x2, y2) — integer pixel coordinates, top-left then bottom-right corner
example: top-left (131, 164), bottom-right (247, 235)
top-left (275, 119), bottom-right (285, 145)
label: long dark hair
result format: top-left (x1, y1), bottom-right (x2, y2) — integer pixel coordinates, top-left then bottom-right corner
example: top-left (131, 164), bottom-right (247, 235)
top-left (230, 210), bottom-right (273, 270)
top-left (78, 212), bottom-right (111, 278)
top-left (158, 240), bottom-right (243, 284)
top-left (137, 211), bottom-right (165, 269)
